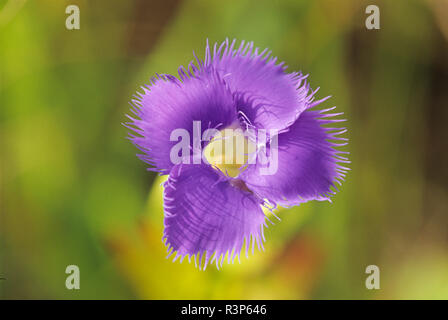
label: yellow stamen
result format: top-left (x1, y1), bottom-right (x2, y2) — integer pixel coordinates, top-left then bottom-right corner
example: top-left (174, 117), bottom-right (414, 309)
top-left (203, 128), bottom-right (257, 177)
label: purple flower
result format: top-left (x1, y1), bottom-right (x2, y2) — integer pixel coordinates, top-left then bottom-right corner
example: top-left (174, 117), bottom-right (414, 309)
top-left (126, 39), bottom-right (349, 270)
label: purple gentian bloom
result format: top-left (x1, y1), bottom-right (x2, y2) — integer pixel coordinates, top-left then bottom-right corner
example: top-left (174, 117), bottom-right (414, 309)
top-left (126, 39), bottom-right (349, 270)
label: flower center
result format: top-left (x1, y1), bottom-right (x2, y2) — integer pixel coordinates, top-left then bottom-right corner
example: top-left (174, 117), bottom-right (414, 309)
top-left (203, 127), bottom-right (257, 177)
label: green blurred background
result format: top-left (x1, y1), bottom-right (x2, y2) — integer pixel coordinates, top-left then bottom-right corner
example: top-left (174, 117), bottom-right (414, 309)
top-left (1, 0), bottom-right (447, 299)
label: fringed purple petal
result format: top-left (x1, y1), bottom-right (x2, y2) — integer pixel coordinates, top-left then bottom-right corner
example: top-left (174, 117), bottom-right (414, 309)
top-left (204, 39), bottom-right (311, 131)
top-left (163, 163), bottom-right (267, 270)
top-left (126, 69), bottom-right (237, 174)
top-left (240, 106), bottom-right (350, 206)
